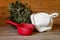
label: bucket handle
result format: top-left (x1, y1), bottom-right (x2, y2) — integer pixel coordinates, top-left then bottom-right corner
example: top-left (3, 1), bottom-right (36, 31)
top-left (50, 13), bottom-right (59, 18)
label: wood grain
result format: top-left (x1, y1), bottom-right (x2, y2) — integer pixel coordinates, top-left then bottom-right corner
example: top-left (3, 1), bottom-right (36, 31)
top-left (0, 25), bottom-right (60, 40)
top-left (0, 0), bottom-right (60, 26)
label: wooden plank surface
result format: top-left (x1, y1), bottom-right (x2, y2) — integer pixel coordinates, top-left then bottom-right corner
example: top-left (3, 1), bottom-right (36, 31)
top-left (0, 25), bottom-right (60, 40)
top-left (0, 0), bottom-right (60, 26)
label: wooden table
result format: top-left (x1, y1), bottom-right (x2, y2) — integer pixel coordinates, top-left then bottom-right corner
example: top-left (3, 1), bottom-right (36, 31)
top-left (0, 25), bottom-right (60, 40)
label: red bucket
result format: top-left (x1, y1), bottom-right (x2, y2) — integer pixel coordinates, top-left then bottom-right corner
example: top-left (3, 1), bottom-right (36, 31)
top-left (17, 23), bottom-right (34, 35)
top-left (6, 20), bottom-right (35, 36)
